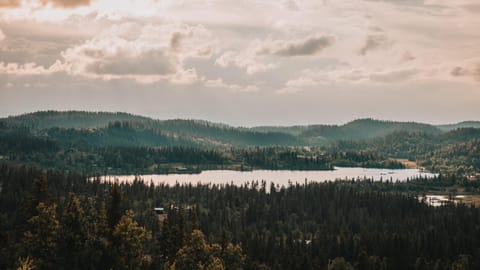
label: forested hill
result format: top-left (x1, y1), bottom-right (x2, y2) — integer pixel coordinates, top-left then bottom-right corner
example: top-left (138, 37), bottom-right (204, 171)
top-left (252, 119), bottom-right (444, 143)
top-left (1, 111), bottom-right (480, 174)
top-left (298, 118), bottom-right (441, 142)
top-left (437, 121), bottom-right (480, 132)
top-left (2, 111), bottom-right (480, 146)
top-left (1, 111), bottom-right (302, 147)
top-left (2, 111), bottom-right (150, 130)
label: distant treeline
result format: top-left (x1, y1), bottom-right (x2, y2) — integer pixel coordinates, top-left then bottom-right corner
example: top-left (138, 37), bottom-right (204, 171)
top-left (0, 119), bottom-right (405, 174)
top-left (326, 129), bottom-right (480, 174)
top-left (1, 110), bottom-right (480, 175)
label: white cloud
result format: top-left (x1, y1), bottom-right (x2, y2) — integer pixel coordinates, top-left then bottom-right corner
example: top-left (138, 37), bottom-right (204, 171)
top-left (363, 0), bottom-right (426, 5)
top-left (450, 58), bottom-right (480, 82)
top-left (63, 22), bottom-right (214, 83)
top-left (359, 34), bottom-right (392, 56)
top-left (286, 76), bottom-right (318, 88)
top-left (256, 34), bottom-right (335, 57)
top-left (0, 0), bottom-right (91, 9)
top-left (204, 78), bottom-right (260, 93)
top-left (0, 22), bottom-right (214, 84)
top-left (369, 68), bottom-right (419, 82)
top-left (281, 0), bottom-right (300, 11)
top-left (39, 0), bottom-right (92, 8)
top-left (0, 0), bottom-right (20, 8)
top-left (281, 65), bottom-right (427, 89)
top-left (215, 50), bottom-right (276, 75)
top-left (61, 36), bottom-right (178, 79)
top-left (215, 33), bottom-right (334, 74)
top-left (276, 86), bottom-right (303, 94)
top-left (171, 68), bottom-right (199, 85)
top-left (0, 60), bottom-right (65, 75)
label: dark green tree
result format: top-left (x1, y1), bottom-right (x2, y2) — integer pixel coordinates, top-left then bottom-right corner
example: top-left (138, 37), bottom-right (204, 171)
top-left (108, 183), bottom-right (123, 229)
top-left (111, 210), bottom-right (151, 270)
top-left (20, 203), bottom-right (60, 270)
top-left (58, 193), bottom-right (88, 269)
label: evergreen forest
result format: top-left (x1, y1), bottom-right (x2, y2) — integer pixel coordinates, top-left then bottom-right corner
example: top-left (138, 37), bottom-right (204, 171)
top-left (1, 111), bottom-right (480, 269)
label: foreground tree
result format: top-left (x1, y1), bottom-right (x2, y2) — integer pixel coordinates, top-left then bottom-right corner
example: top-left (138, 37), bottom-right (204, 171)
top-left (58, 193), bottom-right (88, 269)
top-left (167, 229), bottom-right (245, 270)
top-left (85, 202), bottom-right (111, 269)
top-left (16, 257), bottom-right (35, 270)
top-left (328, 257), bottom-right (354, 270)
top-left (111, 210), bottom-right (151, 270)
top-left (20, 203), bottom-right (60, 270)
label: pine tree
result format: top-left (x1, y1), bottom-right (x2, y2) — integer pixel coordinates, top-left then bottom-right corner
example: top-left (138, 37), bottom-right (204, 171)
top-left (58, 193), bottom-right (88, 269)
top-left (20, 203), bottom-right (60, 270)
top-left (328, 257), bottom-right (354, 270)
top-left (172, 230), bottom-right (227, 270)
top-left (15, 257), bottom-right (35, 270)
top-left (108, 183), bottom-right (123, 229)
top-left (222, 243), bottom-right (245, 270)
top-left (111, 210), bottom-right (151, 270)
top-left (85, 202), bottom-right (111, 269)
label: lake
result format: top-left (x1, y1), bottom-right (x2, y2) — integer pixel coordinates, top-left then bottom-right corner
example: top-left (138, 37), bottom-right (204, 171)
top-left (98, 167), bottom-right (437, 187)
top-left (419, 194), bottom-right (480, 207)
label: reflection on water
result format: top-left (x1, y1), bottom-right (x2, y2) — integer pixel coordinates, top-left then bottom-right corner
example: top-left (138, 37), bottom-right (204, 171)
top-left (419, 195), bottom-right (475, 207)
top-left (97, 167), bottom-right (437, 187)
top-left (419, 195), bottom-right (452, 207)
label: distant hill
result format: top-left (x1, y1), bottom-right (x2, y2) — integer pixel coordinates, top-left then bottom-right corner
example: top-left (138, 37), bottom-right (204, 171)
top-left (436, 121), bottom-right (480, 132)
top-left (324, 118), bottom-right (441, 140)
top-left (2, 111), bottom-right (480, 175)
top-left (250, 125), bottom-right (310, 136)
top-left (2, 111), bottom-right (478, 147)
top-left (153, 119), bottom-right (302, 146)
top-left (3, 111), bottom-right (149, 129)
top-left (43, 123), bottom-right (191, 148)
top-left (255, 119), bottom-right (441, 143)
top-left (1, 111), bottom-right (301, 147)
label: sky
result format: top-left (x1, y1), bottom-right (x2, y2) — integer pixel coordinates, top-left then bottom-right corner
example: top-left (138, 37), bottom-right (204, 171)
top-left (0, 0), bottom-right (479, 126)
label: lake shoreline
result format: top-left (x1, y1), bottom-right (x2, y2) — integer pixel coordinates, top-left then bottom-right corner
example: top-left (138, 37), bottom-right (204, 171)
top-left (93, 167), bottom-right (438, 188)
top-left (90, 162), bottom-right (413, 177)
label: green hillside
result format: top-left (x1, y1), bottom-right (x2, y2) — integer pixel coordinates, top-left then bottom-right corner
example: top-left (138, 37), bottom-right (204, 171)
top-left (249, 125), bottom-right (310, 136)
top-left (300, 119), bottom-right (440, 141)
top-left (1, 111), bottom-right (480, 174)
top-left (327, 127), bottom-right (480, 174)
top-left (4, 111), bottom-right (479, 147)
top-left (436, 121), bottom-right (480, 132)
top-left (1, 111), bottom-right (302, 147)
top-left (252, 119), bottom-right (442, 143)
top-left (3, 110), bottom-right (149, 129)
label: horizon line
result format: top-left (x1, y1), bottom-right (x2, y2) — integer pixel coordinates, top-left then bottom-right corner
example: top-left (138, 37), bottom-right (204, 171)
top-left (2, 109), bottom-right (479, 128)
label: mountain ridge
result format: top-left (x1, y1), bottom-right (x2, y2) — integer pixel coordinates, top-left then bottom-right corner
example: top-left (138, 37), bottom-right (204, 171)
top-left (4, 110), bottom-right (480, 130)
top-left (2, 111), bottom-right (480, 146)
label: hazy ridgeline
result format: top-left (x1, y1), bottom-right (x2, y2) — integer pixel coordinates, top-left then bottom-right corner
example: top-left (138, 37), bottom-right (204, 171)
top-left (1, 111), bottom-right (479, 175)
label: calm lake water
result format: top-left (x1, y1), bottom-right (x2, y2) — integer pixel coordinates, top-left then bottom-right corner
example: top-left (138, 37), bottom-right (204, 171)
top-left (419, 195), bottom-right (473, 207)
top-left (98, 167), bottom-right (437, 187)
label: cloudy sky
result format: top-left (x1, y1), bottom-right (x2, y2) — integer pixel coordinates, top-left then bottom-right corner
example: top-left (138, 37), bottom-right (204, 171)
top-left (0, 0), bottom-right (479, 126)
